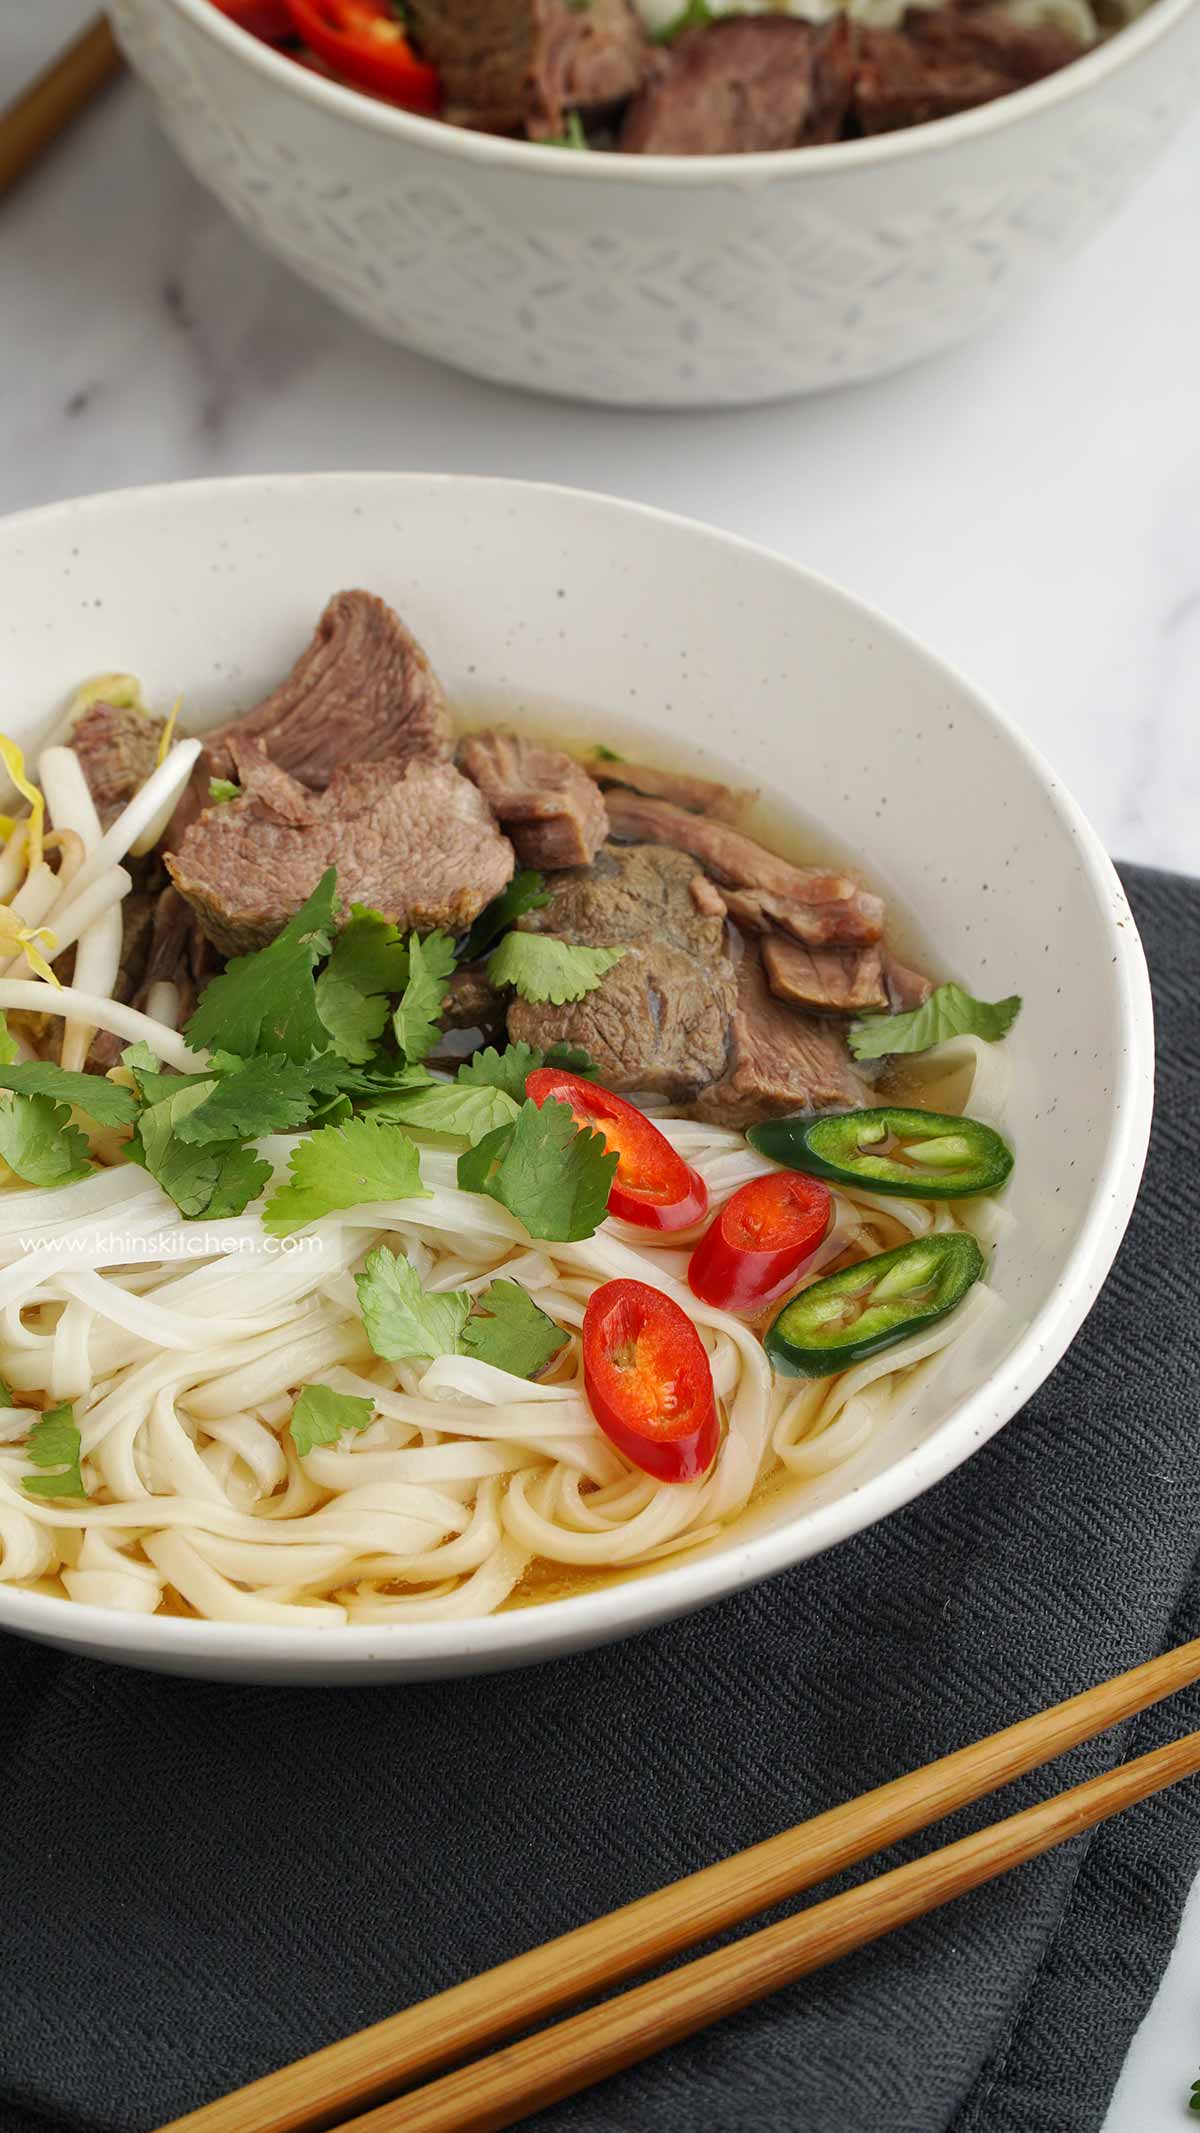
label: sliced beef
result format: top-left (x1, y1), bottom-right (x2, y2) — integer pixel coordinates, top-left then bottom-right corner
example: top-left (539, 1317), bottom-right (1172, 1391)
top-left (853, 5), bottom-right (1083, 134)
top-left (762, 938), bottom-right (888, 1017)
top-left (588, 756), bottom-right (748, 824)
top-left (166, 744), bottom-right (514, 959)
top-left (885, 954), bottom-right (936, 1012)
top-left (406, 0), bottom-right (647, 137)
top-left (167, 591), bottom-right (453, 853)
top-left (809, 14), bottom-right (860, 143)
top-left (204, 590), bottom-right (452, 792)
top-left (70, 701), bottom-right (166, 830)
top-left (603, 788), bottom-right (885, 947)
top-left (619, 16), bottom-right (854, 156)
top-left (505, 843), bottom-right (736, 1102)
top-left (690, 944), bottom-right (871, 1130)
top-left (457, 730), bottom-right (608, 870)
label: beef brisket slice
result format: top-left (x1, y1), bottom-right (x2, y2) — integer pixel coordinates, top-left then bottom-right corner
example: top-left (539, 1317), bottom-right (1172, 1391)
top-left (854, 5), bottom-right (1083, 133)
top-left (690, 943), bottom-right (871, 1129)
top-left (406, 0), bottom-right (647, 136)
top-left (206, 589), bottom-right (452, 792)
top-left (603, 788), bottom-right (885, 947)
top-left (620, 17), bottom-right (848, 156)
top-left (458, 730), bottom-right (608, 870)
top-left (762, 938), bottom-right (888, 1016)
top-left (589, 755), bottom-right (748, 823)
top-left (166, 745), bottom-right (514, 958)
top-left (505, 843), bottom-right (736, 1101)
top-left (70, 701), bottom-right (166, 830)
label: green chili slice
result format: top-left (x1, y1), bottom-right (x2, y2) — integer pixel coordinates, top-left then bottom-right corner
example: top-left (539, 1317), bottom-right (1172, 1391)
top-left (747, 1106), bottom-right (1013, 1200)
top-left (765, 1231), bottom-right (984, 1379)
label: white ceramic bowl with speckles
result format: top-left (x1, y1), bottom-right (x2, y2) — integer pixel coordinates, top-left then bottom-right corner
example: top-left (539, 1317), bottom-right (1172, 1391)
top-left (0, 473), bottom-right (1152, 1682)
top-left (110, 0), bottom-right (1200, 405)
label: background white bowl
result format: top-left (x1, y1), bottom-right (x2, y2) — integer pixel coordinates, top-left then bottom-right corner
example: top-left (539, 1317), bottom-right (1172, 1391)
top-left (0, 472), bottom-right (1151, 1682)
top-left (109, 0), bottom-right (1200, 407)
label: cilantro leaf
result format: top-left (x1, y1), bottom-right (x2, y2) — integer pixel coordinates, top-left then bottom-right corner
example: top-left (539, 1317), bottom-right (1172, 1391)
top-left (591, 744), bottom-right (622, 763)
top-left (0, 1062), bottom-right (138, 1127)
top-left (315, 906), bottom-right (411, 1064)
top-left (0, 1012), bottom-right (18, 1066)
top-left (208, 777), bottom-right (241, 805)
top-left (392, 931), bottom-right (457, 1065)
top-left (457, 1042), bottom-right (544, 1103)
top-left (0, 1094), bottom-right (92, 1187)
top-left (0, 1378), bottom-right (14, 1407)
top-left (120, 1040), bottom-right (166, 1087)
top-left (369, 1078), bottom-right (520, 1144)
top-left (131, 1082), bottom-right (272, 1218)
top-left (290, 1382), bottom-right (375, 1458)
top-left (22, 1402), bottom-right (86, 1499)
top-left (262, 1115), bottom-right (430, 1236)
top-left (356, 1246), bottom-right (471, 1363)
top-left (461, 870), bottom-right (552, 962)
top-left (460, 1280), bottom-right (569, 1379)
top-left (184, 868), bottom-right (337, 1063)
top-left (170, 1056), bottom-right (334, 1145)
top-left (487, 933), bottom-right (624, 1006)
top-left (848, 983), bottom-right (1023, 1062)
top-left (457, 1096), bottom-right (617, 1242)
top-left (458, 1041), bottom-right (599, 1101)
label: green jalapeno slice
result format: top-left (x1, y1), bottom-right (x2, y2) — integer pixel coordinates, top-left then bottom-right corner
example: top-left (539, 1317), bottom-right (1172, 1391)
top-left (764, 1231), bottom-right (985, 1378)
top-left (747, 1107), bottom-right (1013, 1200)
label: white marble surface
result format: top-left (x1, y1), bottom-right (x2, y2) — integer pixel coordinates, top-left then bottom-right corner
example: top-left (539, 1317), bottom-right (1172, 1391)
top-left (1, 6), bottom-right (1198, 2126)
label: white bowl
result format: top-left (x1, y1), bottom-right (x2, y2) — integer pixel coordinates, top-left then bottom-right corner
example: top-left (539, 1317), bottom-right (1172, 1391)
top-left (110, 0), bottom-right (1200, 406)
top-left (0, 472), bottom-right (1151, 1681)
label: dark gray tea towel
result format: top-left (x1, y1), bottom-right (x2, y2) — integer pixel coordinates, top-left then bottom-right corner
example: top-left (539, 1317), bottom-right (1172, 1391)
top-left (1, 863), bottom-right (1197, 2133)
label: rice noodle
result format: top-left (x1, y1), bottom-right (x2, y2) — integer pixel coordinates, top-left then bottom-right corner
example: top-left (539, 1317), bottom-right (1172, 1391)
top-left (0, 1034), bottom-right (1003, 1623)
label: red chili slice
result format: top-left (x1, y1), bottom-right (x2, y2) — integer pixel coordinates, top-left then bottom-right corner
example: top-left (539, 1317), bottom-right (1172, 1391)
top-left (525, 1069), bottom-right (708, 1234)
top-left (583, 1279), bottom-right (718, 1485)
top-left (282, 0), bottom-right (440, 109)
top-left (213, 0), bottom-right (294, 39)
top-left (688, 1170), bottom-right (832, 1315)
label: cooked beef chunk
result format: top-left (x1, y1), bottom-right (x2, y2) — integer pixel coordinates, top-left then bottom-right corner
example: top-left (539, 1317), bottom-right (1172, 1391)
top-left (70, 701), bottom-right (165, 830)
top-left (166, 744), bottom-right (514, 959)
top-left (762, 938), bottom-right (888, 1016)
top-left (603, 789), bottom-right (885, 947)
top-left (457, 731), bottom-right (608, 870)
top-left (588, 756), bottom-right (748, 824)
top-left (809, 14), bottom-right (860, 142)
top-left (506, 843), bottom-right (736, 1102)
top-left (406, 0), bottom-right (647, 136)
top-left (205, 590), bottom-right (452, 791)
top-left (690, 944), bottom-right (871, 1128)
top-left (167, 590), bottom-right (453, 852)
top-left (885, 954), bottom-right (936, 1012)
top-left (620, 16), bottom-right (852, 155)
top-left (853, 5), bottom-right (1083, 133)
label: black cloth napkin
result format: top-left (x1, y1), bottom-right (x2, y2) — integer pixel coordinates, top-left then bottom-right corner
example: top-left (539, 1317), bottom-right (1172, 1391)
top-left (1, 862), bottom-right (1197, 2133)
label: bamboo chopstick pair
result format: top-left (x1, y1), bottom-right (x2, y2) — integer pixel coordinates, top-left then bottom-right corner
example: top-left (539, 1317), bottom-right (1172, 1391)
top-left (153, 1633), bottom-right (1200, 2133)
top-left (0, 15), bottom-right (122, 203)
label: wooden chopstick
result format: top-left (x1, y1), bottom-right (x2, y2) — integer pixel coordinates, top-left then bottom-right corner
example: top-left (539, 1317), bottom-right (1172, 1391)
top-left (156, 1632), bottom-right (1200, 2133)
top-left (0, 14), bottom-right (123, 202)
top-left (339, 1727), bottom-right (1200, 2133)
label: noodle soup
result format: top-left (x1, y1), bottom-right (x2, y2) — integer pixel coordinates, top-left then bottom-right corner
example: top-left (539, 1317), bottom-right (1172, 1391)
top-left (0, 587), bottom-right (1020, 1628)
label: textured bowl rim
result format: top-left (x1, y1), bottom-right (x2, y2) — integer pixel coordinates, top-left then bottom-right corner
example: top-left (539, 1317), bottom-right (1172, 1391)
top-left (0, 472), bottom-right (1154, 1675)
top-left (152, 0), bottom-right (1199, 182)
